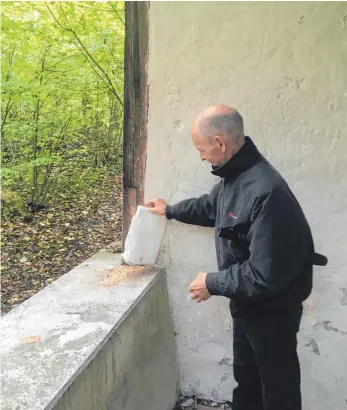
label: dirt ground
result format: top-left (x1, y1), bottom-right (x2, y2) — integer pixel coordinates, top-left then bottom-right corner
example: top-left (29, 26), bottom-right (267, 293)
top-left (1, 175), bottom-right (123, 314)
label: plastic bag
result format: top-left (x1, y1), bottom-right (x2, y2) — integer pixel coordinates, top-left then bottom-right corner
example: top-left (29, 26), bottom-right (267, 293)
top-left (122, 205), bottom-right (166, 266)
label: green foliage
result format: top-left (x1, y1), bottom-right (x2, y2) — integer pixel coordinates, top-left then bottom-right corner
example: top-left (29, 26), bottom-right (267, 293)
top-left (1, 189), bottom-right (27, 219)
top-left (1, 1), bottom-right (124, 219)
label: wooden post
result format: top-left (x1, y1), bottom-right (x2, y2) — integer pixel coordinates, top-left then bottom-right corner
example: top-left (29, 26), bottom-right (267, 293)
top-left (123, 2), bottom-right (149, 247)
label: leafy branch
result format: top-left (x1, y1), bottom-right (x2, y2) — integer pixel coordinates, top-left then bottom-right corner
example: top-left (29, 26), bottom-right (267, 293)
top-left (45, 2), bottom-right (123, 107)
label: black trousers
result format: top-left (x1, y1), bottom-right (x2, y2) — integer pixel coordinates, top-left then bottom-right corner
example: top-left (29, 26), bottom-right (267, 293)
top-left (232, 306), bottom-right (303, 410)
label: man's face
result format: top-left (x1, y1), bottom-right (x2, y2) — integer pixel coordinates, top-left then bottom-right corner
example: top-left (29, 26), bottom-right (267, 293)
top-left (192, 133), bottom-right (226, 167)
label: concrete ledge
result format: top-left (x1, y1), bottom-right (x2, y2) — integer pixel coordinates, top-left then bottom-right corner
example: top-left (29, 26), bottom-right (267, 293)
top-left (1, 250), bottom-right (179, 410)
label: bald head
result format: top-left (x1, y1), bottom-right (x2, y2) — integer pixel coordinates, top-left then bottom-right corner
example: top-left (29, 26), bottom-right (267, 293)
top-left (191, 105), bottom-right (245, 166)
top-left (193, 105), bottom-right (244, 144)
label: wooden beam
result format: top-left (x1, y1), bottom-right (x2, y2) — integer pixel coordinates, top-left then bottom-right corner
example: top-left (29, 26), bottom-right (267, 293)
top-left (123, 2), bottom-right (149, 246)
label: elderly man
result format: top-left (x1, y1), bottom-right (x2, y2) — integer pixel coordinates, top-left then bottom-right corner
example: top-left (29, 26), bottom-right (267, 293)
top-left (146, 105), bottom-right (326, 410)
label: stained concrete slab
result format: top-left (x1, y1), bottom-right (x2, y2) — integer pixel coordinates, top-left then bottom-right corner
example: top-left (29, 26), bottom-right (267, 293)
top-left (1, 250), bottom-right (179, 410)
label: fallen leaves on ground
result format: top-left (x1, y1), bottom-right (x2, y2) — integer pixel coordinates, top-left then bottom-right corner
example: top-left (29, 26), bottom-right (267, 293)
top-left (1, 174), bottom-right (123, 314)
top-left (22, 335), bottom-right (41, 344)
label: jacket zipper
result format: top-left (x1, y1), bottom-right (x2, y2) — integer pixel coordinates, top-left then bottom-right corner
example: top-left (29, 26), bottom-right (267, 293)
top-left (217, 179), bottom-right (225, 267)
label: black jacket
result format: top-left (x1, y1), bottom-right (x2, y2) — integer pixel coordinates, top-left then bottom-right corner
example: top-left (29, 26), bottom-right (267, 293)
top-left (166, 137), bottom-right (327, 314)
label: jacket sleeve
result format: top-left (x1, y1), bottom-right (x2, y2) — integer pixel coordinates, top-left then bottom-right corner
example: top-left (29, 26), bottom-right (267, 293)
top-left (205, 188), bottom-right (310, 301)
top-left (165, 183), bottom-right (219, 228)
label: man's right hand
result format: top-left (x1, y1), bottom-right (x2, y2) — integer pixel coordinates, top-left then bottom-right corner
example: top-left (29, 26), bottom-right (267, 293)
top-left (145, 198), bottom-right (167, 216)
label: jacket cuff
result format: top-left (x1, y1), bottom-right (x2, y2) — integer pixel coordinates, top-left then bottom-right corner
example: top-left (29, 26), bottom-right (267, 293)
top-left (206, 271), bottom-right (223, 296)
top-left (165, 205), bottom-right (174, 220)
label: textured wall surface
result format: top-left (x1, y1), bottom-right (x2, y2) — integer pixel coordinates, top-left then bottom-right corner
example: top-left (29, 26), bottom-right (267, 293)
top-left (145, 2), bottom-right (347, 408)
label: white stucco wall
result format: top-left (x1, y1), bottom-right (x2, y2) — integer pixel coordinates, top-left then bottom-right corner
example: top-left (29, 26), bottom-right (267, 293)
top-left (145, 2), bottom-right (347, 408)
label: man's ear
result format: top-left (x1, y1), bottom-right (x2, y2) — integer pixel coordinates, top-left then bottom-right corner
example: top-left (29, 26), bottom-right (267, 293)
top-left (214, 135), bottom-right (227, 152)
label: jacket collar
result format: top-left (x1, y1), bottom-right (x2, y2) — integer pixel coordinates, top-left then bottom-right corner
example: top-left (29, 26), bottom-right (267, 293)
top-left (211, 137), bottom-right (261, 179)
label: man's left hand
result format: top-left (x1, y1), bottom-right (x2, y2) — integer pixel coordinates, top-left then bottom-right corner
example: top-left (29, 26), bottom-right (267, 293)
top-left (188, 272), bottom-right (211, 303)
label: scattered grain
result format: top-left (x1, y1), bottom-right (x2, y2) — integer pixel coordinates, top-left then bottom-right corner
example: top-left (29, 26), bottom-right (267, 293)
top-left (101, 265), bottom-right (146, 287)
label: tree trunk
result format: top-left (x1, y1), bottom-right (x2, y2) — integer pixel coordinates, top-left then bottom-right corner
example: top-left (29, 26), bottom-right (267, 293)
top-left (31, 98), bottom-right (40, 205)
top-left (122, 1), bottom-right (149, 248)
top-left (31, 53), bottom-right (46, 206)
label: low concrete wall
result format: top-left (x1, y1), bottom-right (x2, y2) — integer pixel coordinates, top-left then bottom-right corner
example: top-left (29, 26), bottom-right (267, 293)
top-left (1, 250), bottom-right (179, 410)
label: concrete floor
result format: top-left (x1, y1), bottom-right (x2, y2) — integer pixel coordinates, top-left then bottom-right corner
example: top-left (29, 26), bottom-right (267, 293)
top-left (175, 395), bottom-right (232, 410)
